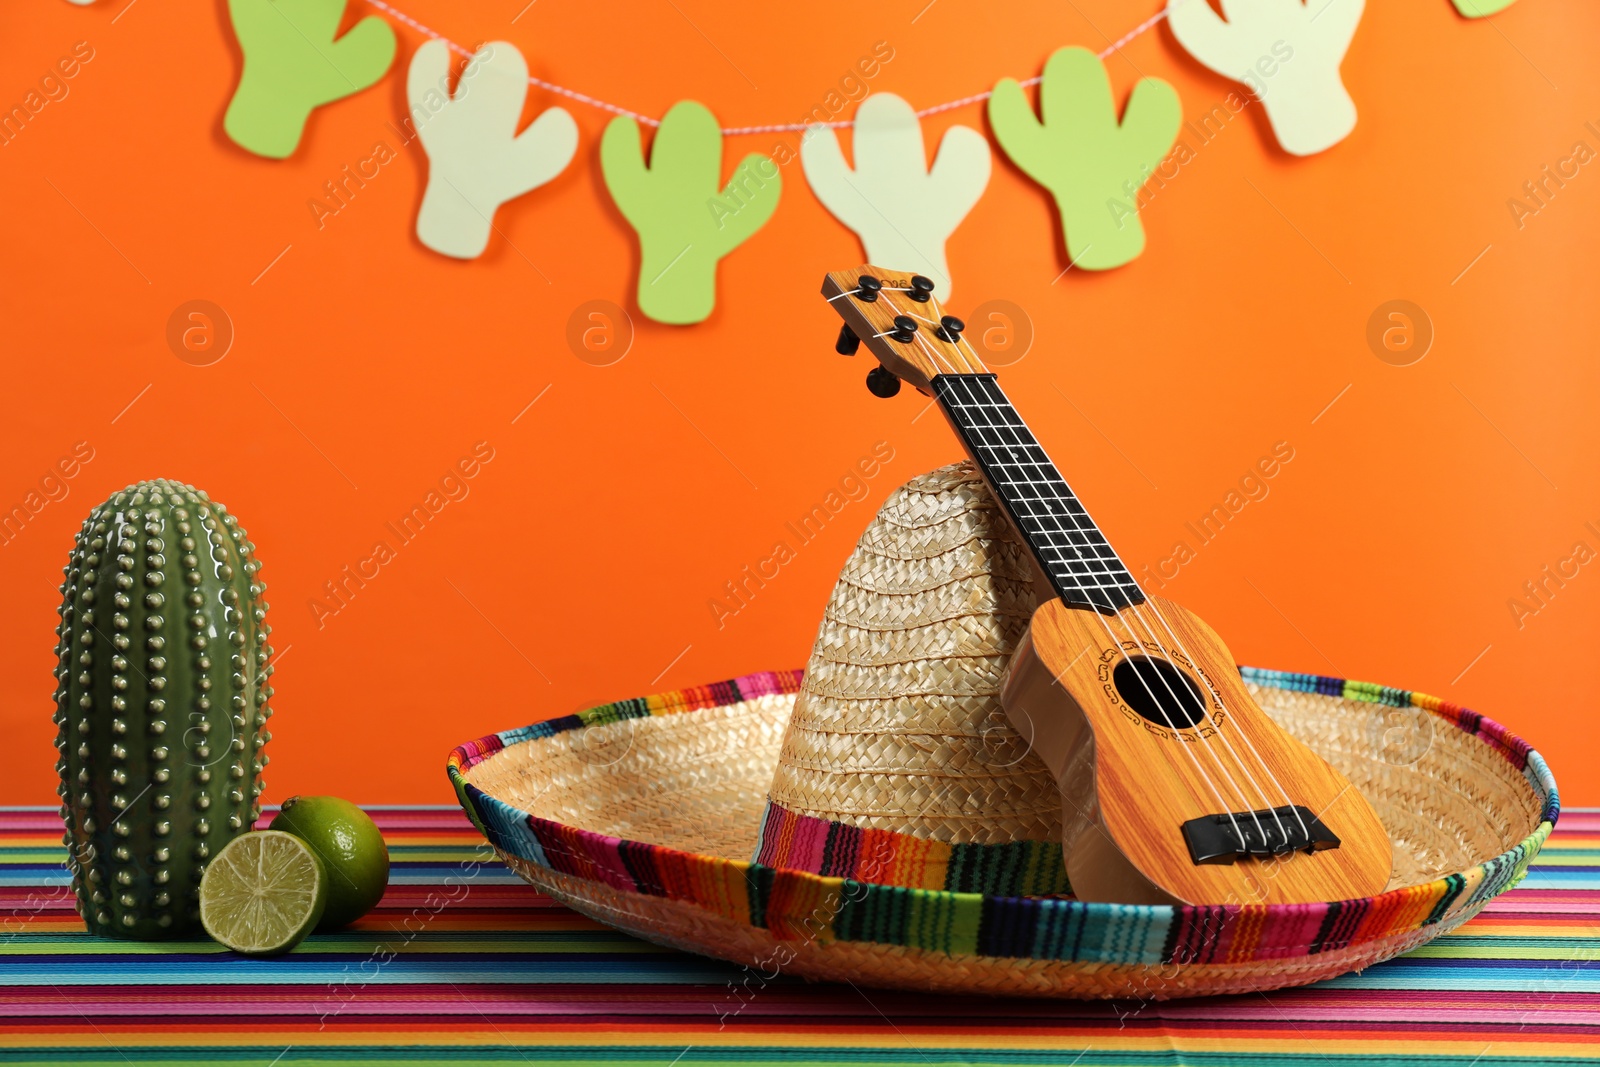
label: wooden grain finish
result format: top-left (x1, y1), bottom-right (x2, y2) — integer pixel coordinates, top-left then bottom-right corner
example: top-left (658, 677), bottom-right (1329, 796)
top-left (822, 267), bottom-right (980, 389)
top-left (1005, 596), bottom-right (1394, 905)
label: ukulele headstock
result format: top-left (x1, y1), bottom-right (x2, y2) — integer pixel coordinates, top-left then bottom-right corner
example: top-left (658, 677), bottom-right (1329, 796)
top-left (822, 266), bottom-right (989, 397)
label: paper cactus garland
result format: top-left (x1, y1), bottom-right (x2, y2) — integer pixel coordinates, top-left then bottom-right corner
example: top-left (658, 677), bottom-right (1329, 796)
top-left (1167, 0), bottom-right (1365, 156)
top-left (408, 40), bottom-right (578, 259)
top-left (54, 481), bottom-right (273, 939)
top-left (989, 47), bottom-right (1181, 271)
top-left (801, 94), bottom-right (989, 299)
top-left (223, 0), bottom-right (397, 159)
top-left (64, 0), bottom-right (1515, 314)
top-left (601, 101), bottom-right (781, 325)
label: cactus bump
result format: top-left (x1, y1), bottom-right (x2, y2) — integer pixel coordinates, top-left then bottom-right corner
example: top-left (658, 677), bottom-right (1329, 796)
top-left (223, 0), bottom-right (397, 159)
top-left (988, 47), bottom-right (1181, 270)
top-left (601, 101), bottom-right (782, 325)
top-left (53, 480), bottom-right (274, 939)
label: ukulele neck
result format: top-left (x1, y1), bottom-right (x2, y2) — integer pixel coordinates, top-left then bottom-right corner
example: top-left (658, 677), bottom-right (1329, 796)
top-left (932, 373), bottom-right (1145, 615)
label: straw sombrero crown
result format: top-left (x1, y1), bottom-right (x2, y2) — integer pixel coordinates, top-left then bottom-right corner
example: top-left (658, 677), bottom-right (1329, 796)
top-left (751, 462), bottom-right (1070, 895)
top-left (449, 462), bottom-right (1557, 999)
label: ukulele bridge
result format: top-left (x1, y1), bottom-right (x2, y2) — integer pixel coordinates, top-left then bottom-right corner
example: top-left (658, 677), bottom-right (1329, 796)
top-left (1182, 805), bottom-right (1341, 865)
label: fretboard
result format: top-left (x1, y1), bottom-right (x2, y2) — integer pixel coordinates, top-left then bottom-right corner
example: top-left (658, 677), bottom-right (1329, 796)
top-left (933, 374), bottom-right (1144, 614)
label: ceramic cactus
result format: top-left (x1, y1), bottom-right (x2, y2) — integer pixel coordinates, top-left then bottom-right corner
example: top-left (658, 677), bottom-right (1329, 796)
top-left (223, 0), bottom-right (397, 159)
top-left (801, 93), bottom-right (990, 300)
top-left (53, 480), bottom-right (273, 939)
top-left (601, 101), bottom-right (781, 325)
top-left (1166, 0), bottom-right (1364, 156)
top-left (409, 39), bottom-right (579, 259)
top-left (988, 47), bottom-right (1181, 270)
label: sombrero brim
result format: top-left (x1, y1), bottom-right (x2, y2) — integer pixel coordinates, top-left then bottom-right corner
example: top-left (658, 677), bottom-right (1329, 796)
top-left (448, 667), bottom-right (1558, 1000)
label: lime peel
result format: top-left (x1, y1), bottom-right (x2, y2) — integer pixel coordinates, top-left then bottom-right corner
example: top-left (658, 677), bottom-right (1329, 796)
top-left (269, 796), bottom-right (390, 930)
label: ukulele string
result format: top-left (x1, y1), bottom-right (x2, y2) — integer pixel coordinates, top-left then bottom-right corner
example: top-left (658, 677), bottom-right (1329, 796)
top-left (879, 289), bottom-right (1254, 841)
top-left (914, 294), bottom-right (1282, 842)
top-left (925, 293), bottom-right (1299, 846)
top-left (927, 312), bottom-right (1288, 845)
top-left (873, 298), bottom-right (1216, 844)
top-left (871, 282), bottom-right (1303, 853)
top-left (827, 286), bottom-right (915, 303)
top-left (1125, 600), bottom-right (1304, 842)
top-left (1095, 586), bottom-right (1293, 844)
top-left (939, 370), bottom-right (1257, 838)
top-left (969, 373), bottom-right (1293, 835)
top-left (879, 294), bottom-right (961, 377)
top-left (1105, 591), bottom-right (1296, 835)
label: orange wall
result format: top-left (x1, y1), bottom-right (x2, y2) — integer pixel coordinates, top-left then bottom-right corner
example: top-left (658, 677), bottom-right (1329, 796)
top-left (1, 1), bottom-right (1595, 807)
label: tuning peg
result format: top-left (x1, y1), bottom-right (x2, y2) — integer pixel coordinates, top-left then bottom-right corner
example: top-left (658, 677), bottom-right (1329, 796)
top-left (908, 275), bottom-right (934, 303)
top-left (836, 324), bottom-right (861, 356)
top-left (866, 365), bottom-right (901, 398)
top-left (890, 315), bottom-right (917, 344)
top-left (853, 275), bottom-right (882, 302)
top-left (936, 315), bottom-right (965, 343)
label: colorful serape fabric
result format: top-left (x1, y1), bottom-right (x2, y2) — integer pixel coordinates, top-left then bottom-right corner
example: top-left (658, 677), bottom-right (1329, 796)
top-left (2, 804), bottom-right (1596, 1064)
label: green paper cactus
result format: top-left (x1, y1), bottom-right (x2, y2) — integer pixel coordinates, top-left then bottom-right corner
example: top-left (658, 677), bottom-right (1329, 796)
top-left (601, 101), bottom-right (781, 325)
top-left (223, 0), bottom-right (397, 159)
top-left (53, 480), bottom-right (274, 939)
top-left (988, 47), bottom-right (1182, 270)
top-left (1452, 0), bottom-right (1517, 15)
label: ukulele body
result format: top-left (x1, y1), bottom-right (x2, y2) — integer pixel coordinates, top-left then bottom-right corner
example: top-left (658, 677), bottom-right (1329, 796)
top-left (1001, 596), bottom-right (1394, 906)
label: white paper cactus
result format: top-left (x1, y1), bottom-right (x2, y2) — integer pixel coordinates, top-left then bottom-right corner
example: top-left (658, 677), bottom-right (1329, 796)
top-left (801, 93), bottom-right (990, 299)
top-left (1167, 0), bottom-right (1365, 156)
top-left (408, 40), bottom-right (578, 259)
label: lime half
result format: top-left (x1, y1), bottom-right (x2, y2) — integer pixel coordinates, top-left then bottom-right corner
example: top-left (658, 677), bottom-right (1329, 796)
top-left (270, 795), bottom-right (390, 930)
top-left (199, 830), bottom-right (328, 955)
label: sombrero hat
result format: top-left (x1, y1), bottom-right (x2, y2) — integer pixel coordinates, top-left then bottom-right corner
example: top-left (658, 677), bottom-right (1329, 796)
top-left (448, 464), bottom-right (1558, 999)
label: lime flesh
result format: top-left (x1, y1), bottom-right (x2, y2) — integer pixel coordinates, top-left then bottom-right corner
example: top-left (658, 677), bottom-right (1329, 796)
top-left (199, 830), bottom-right (327, 955)
top-left (269, 795), bottom-right (390, 929)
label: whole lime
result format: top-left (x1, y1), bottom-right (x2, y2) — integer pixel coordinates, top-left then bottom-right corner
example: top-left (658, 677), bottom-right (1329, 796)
top-left (268, 796), bottom-right (389, 929)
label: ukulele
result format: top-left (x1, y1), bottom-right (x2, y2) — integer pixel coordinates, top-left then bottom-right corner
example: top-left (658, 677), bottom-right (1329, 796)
top-left (821, 265), bottom-right (1392, 907)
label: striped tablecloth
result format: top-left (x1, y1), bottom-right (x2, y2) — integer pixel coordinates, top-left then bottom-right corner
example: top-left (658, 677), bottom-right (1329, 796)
top-left (2, 806), bottom-right (1595, 1064)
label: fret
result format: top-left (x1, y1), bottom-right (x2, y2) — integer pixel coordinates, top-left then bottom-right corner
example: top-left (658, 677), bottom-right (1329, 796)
top-left (1040, 574), bottom-right (1135, 593)
top-left (967, 429), bottom-right (1039, 454)
top-left (979, 463), bottom-right (1068, 486)
top-left (1011, 505), bottom-right (1083, 526)
top-left (987, 462), bottom-right (1070, 488)
top-left (933, 374), bottom-right (1144, 614)
top-left (1036, 539), bottom-right (1119, 559)
top-left (998, 474), bottom-right (1080, 495)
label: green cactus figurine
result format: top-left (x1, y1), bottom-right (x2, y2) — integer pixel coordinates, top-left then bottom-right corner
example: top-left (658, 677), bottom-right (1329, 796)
top-left (988, 47), bottom-right (1181, 270)
top-left (601, 101), bottom-right (782, 325)
top-left (53, 480), bottom-right (273, 939)
top-left (223, 0), bottom-right (397, 159)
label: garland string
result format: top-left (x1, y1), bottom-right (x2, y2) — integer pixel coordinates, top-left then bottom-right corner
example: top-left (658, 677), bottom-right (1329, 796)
top-left (359, 0), bottom-right (1171, 134)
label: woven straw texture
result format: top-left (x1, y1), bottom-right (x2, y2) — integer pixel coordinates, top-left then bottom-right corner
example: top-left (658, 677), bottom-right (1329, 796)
top-left (452, 665), bottom-right (1557, 999)
top-left (763, 463), bottom-right (1060, 856)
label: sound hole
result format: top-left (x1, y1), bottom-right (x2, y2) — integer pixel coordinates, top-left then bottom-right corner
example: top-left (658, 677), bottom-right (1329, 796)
top-left (1112, 657), bottom-right (1207, 729)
